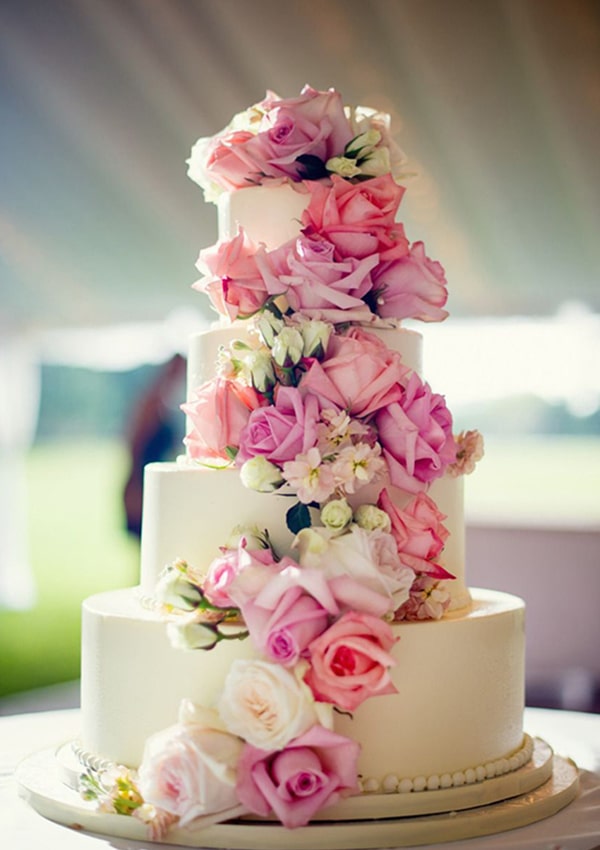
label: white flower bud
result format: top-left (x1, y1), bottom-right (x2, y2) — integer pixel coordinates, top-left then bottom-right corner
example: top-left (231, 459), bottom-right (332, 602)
top-left (297, 317), bottom-right (332, 359)
top-left (353, 503), bottom-right (392, 533)
top-left (167, 616), bottom-right (219, 650)
top-left (245, 349), bottom-right (276, 392)
top-left (325, 156), bottom-right (362, 179)
top-left (272, 327), bottom-right (304, 367)
top-left (293, 527), bottom-right (329, 560)
top-left (345, 128), bottom-right (382, 158)
top-left (357, 147), bottom-right (391, 177)
top-left (154, 568), bottom-right (202, 610)
top-left (320, 498), bottom-right (353, 535)
top-left (223, 523), bottom-right (269, 551)
top-left (240, 456), bottom-right (284, 492)
top-left (257, 311), bottom-right (285, 347)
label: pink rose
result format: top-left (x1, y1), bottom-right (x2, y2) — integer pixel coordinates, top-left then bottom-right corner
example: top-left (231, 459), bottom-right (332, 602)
top-left (182, 377), bottom-right (264, 462)
top-left (256, 86), bottom-right (353, 180)
top-left (204, 86), bottom-right (353, 189)
top-left (375, 372), bottom-right (456, 492)
top-left (257, 235), bottom-right (375, 323)
top-left (237, 385), bottom-right (320, 466)
top-left (229, 563), bottom-right (338, 666)
top-left (372, 241), bottom-right (449, 322)
top-left (236, 724), bottom-right (359, 828)
top-left (304, 611), bottom-right (398, 711)
top-left (137, 722), bottom-right (244, 826)
top-left (377, 488), bottom-right (452, 579)
top-left (203, 544), bottom-right (279, 609)
top-left (194, 228), bottom-right (270, 320)
top-left (299, 327), bottom-right (408, 418)
top-left (204, 129), bottom-right (276, 191)
top-left (301, 174), bottom-right (409, 260)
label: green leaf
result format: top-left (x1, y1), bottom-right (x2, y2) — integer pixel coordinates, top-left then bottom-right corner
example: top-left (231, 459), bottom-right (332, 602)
top-left (295, 154), bottom-right (329, 180)
top-left (225, 445), bottom-right (239, 461)
top-left (286, 501), bottom-right (312, 534)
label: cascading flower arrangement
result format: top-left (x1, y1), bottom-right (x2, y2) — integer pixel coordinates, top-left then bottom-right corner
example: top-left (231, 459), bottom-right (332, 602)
top-left (81, 85), bottom-right (484, 837)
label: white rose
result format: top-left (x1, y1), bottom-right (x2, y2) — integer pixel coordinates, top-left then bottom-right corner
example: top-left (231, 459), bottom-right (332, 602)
top-left (138, 721), bottom-right (244, 826)
top-left (296, 525), bottom-right (410, 615)
top-left (240, 456), bottom-right (284, 492)
top-left (353, 503), bottom-right (392, 533)
top-left (218, 659), bottom-right (331, 750)
top-left (320, 499), bottom-right (353, 535)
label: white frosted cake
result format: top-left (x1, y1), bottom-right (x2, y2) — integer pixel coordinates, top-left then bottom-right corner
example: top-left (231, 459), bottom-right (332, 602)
top-left (73, 86), bottom-right (567, 843)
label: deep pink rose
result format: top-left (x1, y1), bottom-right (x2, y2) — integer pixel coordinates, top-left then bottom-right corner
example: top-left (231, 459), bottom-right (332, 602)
top-left (372, 241), bottom-right (449, 322)
top-left (230, 563), bottom-right (338, 666)
top-left (378, 488), bottom-right (452, 580)
top-left (236, 724), bottom-right (360, 828)
top-left (257, 235), bottom-right (375, 323)
top-left (299, 327), bottom-right (408, 418)
top-left (304, 611), bottom-right (398, 711)
top-left (203, 545), bottom-right (279, 608)
top-left (301, 174), bottom-right (409, 260)
top-left (375, 372), bottom-right (456, 492)
top-left (194, 228), bottom-right (270, 320)
top-left (237, 385), bottom-right (320, 465)
top-left (182, 377), bottom-right (264, 462)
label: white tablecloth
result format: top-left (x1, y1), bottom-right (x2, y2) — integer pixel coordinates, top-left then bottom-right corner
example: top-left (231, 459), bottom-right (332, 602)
top-left (1, 707), bottom-right (599, 849)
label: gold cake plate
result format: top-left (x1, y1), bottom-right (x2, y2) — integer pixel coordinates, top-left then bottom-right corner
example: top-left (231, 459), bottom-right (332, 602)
top-left (17, 737), bottom-right (579, 849)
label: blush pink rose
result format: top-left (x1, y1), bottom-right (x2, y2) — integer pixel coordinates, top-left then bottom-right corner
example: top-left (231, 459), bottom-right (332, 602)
top-left (301, 174), bottom-right (409, 260)
top-left (137, 722), bottom-right (244, 826)
top-left (304, 611), bottom-right (398, 711)
top-left (299, 327), bottom-right (408, 418)
top-left (203, 129), bottom-right (277, 190)
top-left (194, 228), bottom-right (270, 320)
top-left (182, 377), bottom-right (264, 462)
top-left (377, 488), bottom-right (453, 580)
top-left (256, 235), bottom-right (375, 323)
top-left (237, 385), bottom-right (320, 466)
top-left (230, 563), bottom-right (338, 667)
top-left (375, 372), bottom-right (456, 492)
top-left (372, 241), bottom-right (449, 322)
top-left (203, 545), bottom-right (279, 609)
top-left (236, 724), bottom-right (360, 828)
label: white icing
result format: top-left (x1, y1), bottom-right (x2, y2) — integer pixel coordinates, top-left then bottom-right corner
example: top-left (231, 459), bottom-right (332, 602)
top-left (217, 183), bottom-right (309, 248)
top-left (79, 588), bottom-right (525, 783)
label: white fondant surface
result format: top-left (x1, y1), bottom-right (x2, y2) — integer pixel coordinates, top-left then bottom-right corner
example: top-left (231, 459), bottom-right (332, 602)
top-left (139, 461), bottom-right (468, 608)
top-left (80, 588), bottom-right (524, 782)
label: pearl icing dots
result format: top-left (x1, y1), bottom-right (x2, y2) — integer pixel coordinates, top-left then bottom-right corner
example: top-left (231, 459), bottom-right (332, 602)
top-left (364, 735), bottom-right (533, 796)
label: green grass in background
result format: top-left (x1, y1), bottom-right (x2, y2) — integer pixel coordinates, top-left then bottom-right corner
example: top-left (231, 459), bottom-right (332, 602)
top-left (0, 439), bottom-right (139, 697)
top-left (0, 435), bottom-right (598, 699)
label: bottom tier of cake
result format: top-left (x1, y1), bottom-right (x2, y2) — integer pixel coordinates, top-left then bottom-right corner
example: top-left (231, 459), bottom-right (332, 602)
top-left (79, 587), bottom-right (525, 794)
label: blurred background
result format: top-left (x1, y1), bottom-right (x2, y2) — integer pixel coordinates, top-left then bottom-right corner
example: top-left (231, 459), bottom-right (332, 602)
top-left (0, 0), bottom-right (598, 712)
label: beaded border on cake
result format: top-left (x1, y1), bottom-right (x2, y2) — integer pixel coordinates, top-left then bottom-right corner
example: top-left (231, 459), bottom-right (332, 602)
top-left (358, 734), bottom-right (533, 794)
top-left (72, 734), bottom-right (533, 798)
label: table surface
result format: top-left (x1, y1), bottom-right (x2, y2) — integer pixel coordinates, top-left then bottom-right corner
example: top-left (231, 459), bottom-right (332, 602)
top-left (1, 706), bottom-right (599, 850)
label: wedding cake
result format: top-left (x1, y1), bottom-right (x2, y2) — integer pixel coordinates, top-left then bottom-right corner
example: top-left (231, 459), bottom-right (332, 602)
top-left (71, 86), bottom-right (572, 844)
